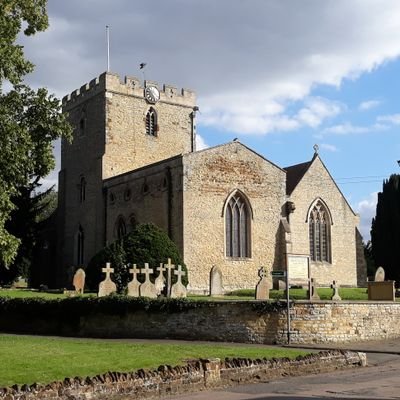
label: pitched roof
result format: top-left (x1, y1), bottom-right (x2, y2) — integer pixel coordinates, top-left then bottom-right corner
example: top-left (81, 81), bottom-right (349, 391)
top-left (284, 160), bottom-right (313, 195)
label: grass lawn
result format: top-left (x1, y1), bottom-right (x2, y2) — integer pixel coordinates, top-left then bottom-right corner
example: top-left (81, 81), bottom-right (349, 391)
top-left (0, 289), bottom-right (95, 299)
top-left (0, 334), bottom-right (308, 387)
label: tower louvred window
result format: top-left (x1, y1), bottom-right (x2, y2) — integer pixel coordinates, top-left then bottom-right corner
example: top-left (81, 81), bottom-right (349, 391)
top-left (146, 107), bottom-right (157, 136)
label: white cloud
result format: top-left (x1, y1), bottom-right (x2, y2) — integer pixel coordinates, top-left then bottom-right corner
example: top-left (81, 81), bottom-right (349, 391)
top-left (354, 192), bottom-right (378, 241)
top-left (377, 113), bottom-right (400, 125)
top-left (195, 134), bottom-right (209, 150)
top-left (18, 1), bottom-right (400, 137)
top-left (323, 122), bottom-right (388, 135)
top-left (296, 97), bottom-right (343, 128)
top-left (320, 143), bottom-right (338, 152)
top-left (323, 123), bottom-right (372, 135)
top-left (358, 100), bottom-right (381, 111)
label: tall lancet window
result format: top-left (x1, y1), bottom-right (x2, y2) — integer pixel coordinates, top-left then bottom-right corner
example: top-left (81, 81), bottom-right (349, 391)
top-left (225, 191), bottom-right (251, 258)
top-left (145, 107), bottom-right (157, 136)
top-left (309, 200), bottom-right (331, 263)
top-left (77, 225), bottom-right (84, 265)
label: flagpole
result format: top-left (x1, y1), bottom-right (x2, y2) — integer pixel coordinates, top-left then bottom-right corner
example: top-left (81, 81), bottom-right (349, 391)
top-left (106, 25), bottom-right (110, 72)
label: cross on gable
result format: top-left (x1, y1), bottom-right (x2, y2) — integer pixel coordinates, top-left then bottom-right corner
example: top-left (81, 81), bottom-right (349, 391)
top-left (129, 264), bottom-right (140, 280)
top-left (102, 262), bottom-right (114, 279)
top-left (141, 263), bottom-right (153, 282)
top-left (174, 265), bottom-right (185, 283)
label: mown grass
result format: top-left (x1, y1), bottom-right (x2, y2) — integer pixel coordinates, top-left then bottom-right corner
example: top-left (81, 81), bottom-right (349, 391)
top-left (0, 289), bottom-right (95, 299)
top-left (0, 334), bottom-right (308, 387)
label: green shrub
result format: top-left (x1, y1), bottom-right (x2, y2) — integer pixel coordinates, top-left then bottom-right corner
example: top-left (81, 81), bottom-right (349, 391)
top-left (86, 223), bottom-right (187, 293)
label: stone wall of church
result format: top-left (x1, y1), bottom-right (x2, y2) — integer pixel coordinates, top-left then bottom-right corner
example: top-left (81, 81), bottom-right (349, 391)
top-left (102, 73), bottom-right (196, 179)
top-left (288, 156), bottom-right (359, 287)
top-left (182, 142), bottom-right (287, 293)
top-left (104, 156), bottom-right (184, 252)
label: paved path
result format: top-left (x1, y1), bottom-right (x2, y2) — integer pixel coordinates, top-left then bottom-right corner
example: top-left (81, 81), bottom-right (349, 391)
top-left (160, 338), bottom-right (400, 400)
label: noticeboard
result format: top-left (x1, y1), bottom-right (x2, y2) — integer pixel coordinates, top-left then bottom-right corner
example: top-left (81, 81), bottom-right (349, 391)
top-left (287, 254), bottom-right (310, 282)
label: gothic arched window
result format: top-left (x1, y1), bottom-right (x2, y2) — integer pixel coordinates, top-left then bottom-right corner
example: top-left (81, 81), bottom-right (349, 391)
top-left (309, 200), bottom-right (331, 263)
top-left (225, 191), bottom-right (251, 258)
top-left (116, 216), bottom-right (127, 240)
top-left (77, 225), bottom-right (84, 265)
top-left (146, 107), bottom-right (157, 136)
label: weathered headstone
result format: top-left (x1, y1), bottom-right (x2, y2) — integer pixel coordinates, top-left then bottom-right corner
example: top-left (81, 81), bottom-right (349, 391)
top-left (210, 265), bottom-right (223, 296)
top-left (98, 263), bottom-right (117, 297)
top-left (171, 265), bottom-right (187, 298)
top-left (73, 268), bottom-right (86, 294)
top-left (127, 264), bottom-right (141, 297)
top-left (139, 263), bottom-right (157, 298)
top-left (164, 258), bottom-right (175, 298)
top-left (309, 278), bottom-right (320, 301)
top-left (375, 266), bottom-right (385, 282)
top-left (255, 266), bottom-right (269, 300)
top-left (154, 263), bottom-right (166, 295)
top-left (331, 280), bottom-right (341, 301)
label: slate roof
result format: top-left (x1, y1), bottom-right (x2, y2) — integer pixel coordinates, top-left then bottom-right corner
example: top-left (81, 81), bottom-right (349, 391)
top-left (284, 160), bottom-right (312, 195)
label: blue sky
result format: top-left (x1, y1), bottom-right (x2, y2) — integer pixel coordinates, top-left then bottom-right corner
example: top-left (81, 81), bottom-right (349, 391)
top-left (19, 0), bottom-right (400, 240)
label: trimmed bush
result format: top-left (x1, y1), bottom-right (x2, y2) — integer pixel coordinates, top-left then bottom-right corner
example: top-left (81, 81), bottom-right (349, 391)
top-left (86, 223), bottom-right (187, 293)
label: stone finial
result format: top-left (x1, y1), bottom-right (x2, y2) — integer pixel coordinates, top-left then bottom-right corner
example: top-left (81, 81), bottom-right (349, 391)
top-left (313, 144), bottom-right (319, 154)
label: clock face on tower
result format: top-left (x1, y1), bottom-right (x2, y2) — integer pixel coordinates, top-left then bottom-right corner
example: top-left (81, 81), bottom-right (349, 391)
top-left (144, 86), bottom-right (160, 104)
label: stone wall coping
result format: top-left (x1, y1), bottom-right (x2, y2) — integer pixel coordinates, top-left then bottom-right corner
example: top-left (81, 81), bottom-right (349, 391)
top-left (0, 350), bottom-right (366, 400)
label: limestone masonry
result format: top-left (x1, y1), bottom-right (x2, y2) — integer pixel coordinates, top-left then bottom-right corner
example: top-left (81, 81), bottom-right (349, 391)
top-left (57, 71), bottom-right (365, 291)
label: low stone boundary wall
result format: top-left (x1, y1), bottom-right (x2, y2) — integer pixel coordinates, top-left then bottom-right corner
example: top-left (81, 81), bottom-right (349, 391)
top-left (1, 299), bottom-right (400, 344)
top-left (0, 351), bottom-right (366, 400)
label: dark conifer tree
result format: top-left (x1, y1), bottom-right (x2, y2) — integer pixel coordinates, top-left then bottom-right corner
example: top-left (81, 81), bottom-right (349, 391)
top-left (370, 174), bottom-right (400, 283)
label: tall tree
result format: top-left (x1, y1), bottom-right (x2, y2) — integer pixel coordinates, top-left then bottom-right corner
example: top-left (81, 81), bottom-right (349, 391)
top-left (370, 174), bottom-right (400, 283)
top-left (0, 1), bottom-right (72, 268)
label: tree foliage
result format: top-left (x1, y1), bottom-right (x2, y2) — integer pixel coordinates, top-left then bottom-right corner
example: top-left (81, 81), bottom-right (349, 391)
top-left (370, 174), bottom-right (400, 283)
top-left (86, 224), bottom-right (188, 293)
top-left (0, 0), bottom-right (72, 268)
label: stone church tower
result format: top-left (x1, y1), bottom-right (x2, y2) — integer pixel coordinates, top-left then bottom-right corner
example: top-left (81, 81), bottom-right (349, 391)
top-left (57, 72), bottom-right (197, 283)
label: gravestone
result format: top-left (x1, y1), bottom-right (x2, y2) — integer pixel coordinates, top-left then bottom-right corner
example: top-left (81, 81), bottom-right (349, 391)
top-left (139, 263), bottom-right (157, 298)
top-left (164, 258), bottom-right (175, 298)
top-left (375, 266), bottom-right (385, 282)
top-left (171, 265), bottom-right (187, 298)
top-left (368, 280), bottom-right (395, 301)
top-left (98, 263), bottom-right (117, 297)
top-left (73, 268), bottom-right (86, 294)
top-left (255, 266), bottom-right (269, 300)
top-left (331, 280), bottom-right (341, 301)
top-left (210, 265), bottom-right (223, 296)
top-left (309, 278), bottom-right (320, 301)
top-left (155, 263), bottom-right (166, 295)
top-left (127, 264), bottom-right (141, 297)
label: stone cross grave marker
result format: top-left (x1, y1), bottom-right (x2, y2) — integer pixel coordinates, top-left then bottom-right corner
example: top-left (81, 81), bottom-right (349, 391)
top-left (309, 278), bottom-right (320, 301)
top-left (73, 268), bottom-right (86, 294)
top-left (164, 258), bottom-right (175, 297)
top-left (255, 266), bottom-right (269, 300)
top-left (331, 280), bottom-right (342, 301)
top-left (127, 264), bottom-right (141, 297)
top-left (210, 265), bottom-right (223, 296)
top-left (139, 263), bottom-right (157, 298)
top-left (155, 263), bottom-right (166, 295)
top-left (375, 266), bottom-right (385, 282)
top-left (171, 265), bottom-right (187, 298)
top-left (98, 263), bottom-right (117, 297)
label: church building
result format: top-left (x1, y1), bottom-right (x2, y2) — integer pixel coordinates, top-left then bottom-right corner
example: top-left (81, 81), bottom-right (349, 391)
top-left (57, 72), bottom-right (366, 292)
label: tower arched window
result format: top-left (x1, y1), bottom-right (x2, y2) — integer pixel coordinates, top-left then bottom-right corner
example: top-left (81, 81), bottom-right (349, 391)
top-left (225, 191), bottom-right (251, 258)
top-left (77, 225), bottom-right (84, 265)
top-left (146, 107), bottom-right (157, 136)
top-left (79, 176), bottom-right (86, 203)
top-left (116, 216), bottom-right (127, 240)
top-left (309, 200), bottom-right (331, 263)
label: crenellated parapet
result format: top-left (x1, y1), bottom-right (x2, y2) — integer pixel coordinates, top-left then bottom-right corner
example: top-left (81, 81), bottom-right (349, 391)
top-left (62, 71), bottom-right (196, 109)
